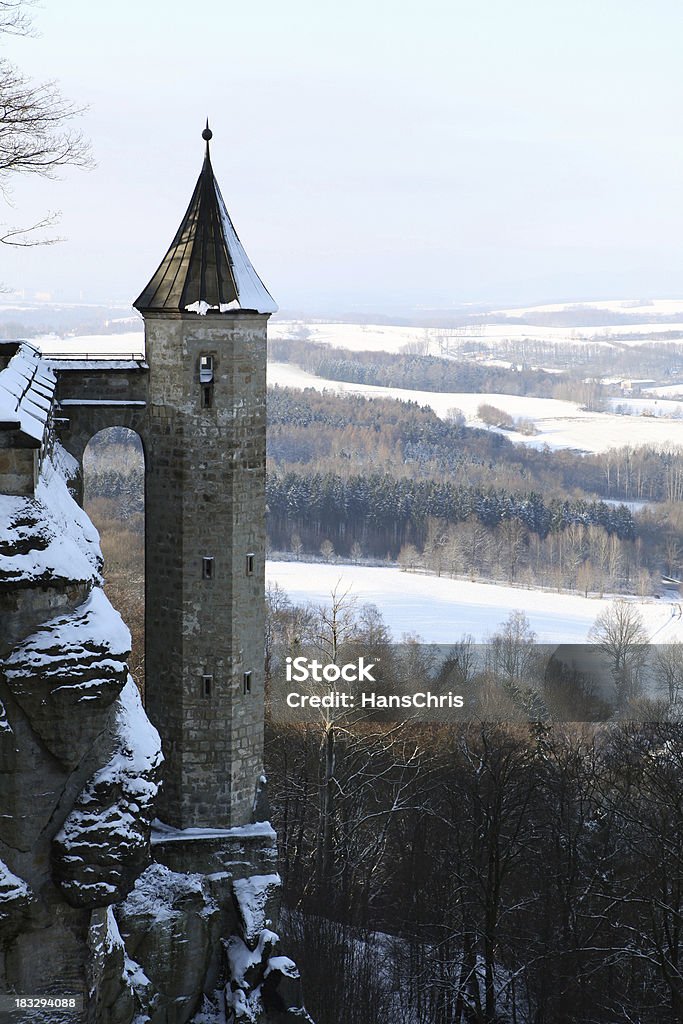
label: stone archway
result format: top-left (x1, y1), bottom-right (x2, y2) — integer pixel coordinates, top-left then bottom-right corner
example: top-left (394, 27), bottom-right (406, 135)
top-left (82, 426), bottom-right (146, 691)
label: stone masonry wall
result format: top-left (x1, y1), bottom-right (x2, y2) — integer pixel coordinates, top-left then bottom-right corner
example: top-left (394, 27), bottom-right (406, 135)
top-left (0, 446), bottom-right (35, 497)
top-left (144, 312), bottom-right (267, 830)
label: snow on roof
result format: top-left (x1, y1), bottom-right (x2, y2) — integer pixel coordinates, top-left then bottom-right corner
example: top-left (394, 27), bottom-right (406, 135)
top-left (58, 400), bottom-right (147, 407)
top-left (150, 819), bottom-right (276, 842)
top-left (0, 342), bottom-right (56, 444)
top-left (134, 135), bottom-right (277, 316)
top-left (45, 359), bottom-right (147, 371)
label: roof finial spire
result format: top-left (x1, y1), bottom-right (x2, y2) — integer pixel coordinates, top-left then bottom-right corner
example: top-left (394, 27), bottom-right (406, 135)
top-left (202, 118), bottom-right (212, 156)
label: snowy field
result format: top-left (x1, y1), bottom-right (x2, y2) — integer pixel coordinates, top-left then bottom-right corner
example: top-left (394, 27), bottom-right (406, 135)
top-left (37, 331), bottom-right (145, 358)
top-left (492, 299), bottom-right (683, 317)
top-left (268, 361), bottom-right (683, 453)
top-left (270, 315), bottom-right (683, 356)
top-left (644, 383), bottom-right (683, 398)
top-left (607, 396), bottom-right (683, 417)
top-left (266, 561), bottom-right (683, 645)
top-left (30, 296), bottom-right (683, 365)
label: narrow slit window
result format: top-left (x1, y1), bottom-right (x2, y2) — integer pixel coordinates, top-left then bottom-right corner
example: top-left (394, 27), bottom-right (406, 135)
top-left (246, 553), bottom-right (255, 576)
top-left (202, 556), bottom-right (214, 580)
top-left (202, 674), bottom-right (213, 698)
top-left (199, 354), bottom-right (214, 382)
top-left (200, 354), bottom-right (214, 408)
top-left (243, 671), bottom-right (252, 695)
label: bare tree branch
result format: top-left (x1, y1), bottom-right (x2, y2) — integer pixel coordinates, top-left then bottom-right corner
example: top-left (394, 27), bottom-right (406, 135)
top-left (0, 0), bottom-right (36, 37)
top-left (0, 0), bottom-right (91, 247)
top-left (0, 210), bottom-right (62, 245)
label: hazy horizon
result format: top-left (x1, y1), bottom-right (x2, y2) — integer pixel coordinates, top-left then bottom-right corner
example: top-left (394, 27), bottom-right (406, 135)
top-left (3, 1), bottom-right (683, 314)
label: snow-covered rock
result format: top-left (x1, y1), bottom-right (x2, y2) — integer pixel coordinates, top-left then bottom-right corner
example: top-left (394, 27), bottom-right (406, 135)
top-left (117, 862), bottom-right (220, 1023)
top-left (0, 857), bottom-right (33, 943)
top-left (52, 679), bottom-right (162, 908)
top-left (0, 448), bottom-right (102, 591)
top-left (232, 874), bottom-right (280, 948)
top-left (3, 588), bottom-right (131, 768)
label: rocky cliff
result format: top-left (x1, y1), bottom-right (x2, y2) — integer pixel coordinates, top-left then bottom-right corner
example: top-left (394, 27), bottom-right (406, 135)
top-left (0, 348), bottom-right (312, 1023)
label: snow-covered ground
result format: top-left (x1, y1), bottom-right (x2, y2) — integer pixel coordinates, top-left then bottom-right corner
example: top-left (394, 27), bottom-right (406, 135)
top-left (266, 561), bottom-right (683, 645)
top-left (30, 297), bottom-right (683, 365)
top-left (268, 361), bottom-right (683, 453)
top-left (607, 396), bottom-right (683, 417)
top-left (29, 330), bottom-right (683, 454)
top-left (602, 498), bottom-right (652, 514)
top-left (34, 319), bottom-right (680, 364)
top-left (270, 316), bottom-right (683, 355)
top-left (644, 383), bottom-right (683, 398)
top-left (491, 298), bottom-right (683, 317)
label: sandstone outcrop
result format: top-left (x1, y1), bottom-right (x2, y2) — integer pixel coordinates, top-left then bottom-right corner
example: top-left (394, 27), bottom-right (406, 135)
top-left (0, 345), bottom-right (313, 1022)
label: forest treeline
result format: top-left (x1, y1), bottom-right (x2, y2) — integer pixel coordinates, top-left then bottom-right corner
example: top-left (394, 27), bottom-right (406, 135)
top-left (268, 386), bottom-right (683, 502)
top-left (268, 387), bottom-right (683, 585)
top-left (266, 589), bottom-right (683, 1024)
top-left (270, 330), bottom-right (683, 395)
top-left (266, 469), bottom-right (639, 569)
top-left (84, 392), bottom-right (683, 589)
top-left (462, 335), bottom-right (683, 376)
top-left (269, 334), bottom-right (575, 398)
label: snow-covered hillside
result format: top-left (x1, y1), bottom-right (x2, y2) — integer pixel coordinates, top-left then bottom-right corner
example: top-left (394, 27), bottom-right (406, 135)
top-left (266, 560), bottom-right (683, 645)
top-left (33, 304), bottom-right (683, 455)
top-left (269, 309), bottom-right (683, 355)
top-left (268, 361), bottom-right (683, 454)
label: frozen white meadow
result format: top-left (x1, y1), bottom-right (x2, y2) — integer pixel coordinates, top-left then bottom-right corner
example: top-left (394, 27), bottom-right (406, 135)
top-left (265, 560), bottom-right (683, 645)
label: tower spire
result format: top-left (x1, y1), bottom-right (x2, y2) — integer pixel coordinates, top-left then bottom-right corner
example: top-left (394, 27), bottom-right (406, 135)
top-left (202, 118), bottom-right (212, 158)
top-left (133, 123), bottom-right (277, 315)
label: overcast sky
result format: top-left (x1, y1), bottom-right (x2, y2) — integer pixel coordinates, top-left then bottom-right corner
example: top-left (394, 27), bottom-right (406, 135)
top-left (4, 0), bottom-right (683, 314)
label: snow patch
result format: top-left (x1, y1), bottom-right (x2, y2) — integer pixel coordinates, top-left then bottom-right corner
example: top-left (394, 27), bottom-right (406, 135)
top-left (0, 858), bottom-right (31, 905)
top-left (185, 299), bottom-right (242, 315)
top-left (4, 588), bottom-right (131, 688)
top-left (232, 874), bottom-right (280, 944)
top-left (120, 862), bottom-right (209, 924)
top-left (264, 955), bottom-right (298, 979)
top-left (0, 699), bottom-right (11, 735)
top-left (266, 559), bottom-right (683, 644)
top-left (0, 444), bottom-right (102, 588)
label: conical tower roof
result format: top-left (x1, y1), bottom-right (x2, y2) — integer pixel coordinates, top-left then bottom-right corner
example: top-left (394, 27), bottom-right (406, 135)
top-left (134, 124), bottom-right (277, 315)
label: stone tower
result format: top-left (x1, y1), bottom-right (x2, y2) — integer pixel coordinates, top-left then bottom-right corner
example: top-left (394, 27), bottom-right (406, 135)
top-left (134, 125), bottom-right (277, 829)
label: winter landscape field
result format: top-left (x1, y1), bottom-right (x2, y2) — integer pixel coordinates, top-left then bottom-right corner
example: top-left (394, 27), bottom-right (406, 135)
top-left (27, 301), bottom-right (683, 648)
top-left (266, 559), bottom-right (683, 644)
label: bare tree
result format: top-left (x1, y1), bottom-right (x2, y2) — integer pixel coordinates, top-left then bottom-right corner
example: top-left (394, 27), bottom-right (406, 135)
top-left (588, 599), bottom-right (649, 705)
top-left (0, 0), bottom-right (91, 246)
top-left (653, 641), bottom-right (683, 704)
top-left (487, 609), bottom-right (538, 687)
